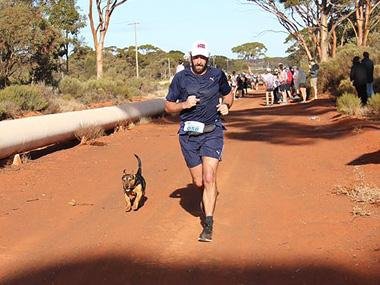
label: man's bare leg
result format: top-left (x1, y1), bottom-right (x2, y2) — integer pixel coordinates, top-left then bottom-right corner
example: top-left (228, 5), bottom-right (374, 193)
top-left (201, 156), bottom-right (219, 216)
top-left (189, 157), bottom-right (219, 241)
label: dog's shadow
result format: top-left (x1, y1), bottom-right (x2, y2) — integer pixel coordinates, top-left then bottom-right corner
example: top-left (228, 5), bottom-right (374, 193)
top-left (169, 184), bottom-right (202, 218)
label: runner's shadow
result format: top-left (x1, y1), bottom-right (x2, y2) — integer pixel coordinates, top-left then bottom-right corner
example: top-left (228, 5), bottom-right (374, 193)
top-left (348, 150), bottom-right (380, 165)
top-left (169, 184), bottom-right (202, 218)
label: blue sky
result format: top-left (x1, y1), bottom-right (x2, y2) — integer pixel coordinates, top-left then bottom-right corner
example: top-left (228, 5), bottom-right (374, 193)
top-left (77, 0), bottom-right (289, 59)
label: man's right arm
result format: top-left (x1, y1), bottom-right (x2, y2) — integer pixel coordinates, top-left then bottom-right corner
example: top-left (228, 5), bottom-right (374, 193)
top-left (165, 96), bottom-right (199, 113)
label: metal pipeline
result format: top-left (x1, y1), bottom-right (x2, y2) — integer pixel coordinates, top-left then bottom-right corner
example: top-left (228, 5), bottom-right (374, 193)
top-left (0, 99), bottom-right (165, 160)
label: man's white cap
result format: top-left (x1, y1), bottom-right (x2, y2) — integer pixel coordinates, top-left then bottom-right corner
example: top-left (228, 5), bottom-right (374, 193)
top-left (190, 40), bottom-right (210, 58)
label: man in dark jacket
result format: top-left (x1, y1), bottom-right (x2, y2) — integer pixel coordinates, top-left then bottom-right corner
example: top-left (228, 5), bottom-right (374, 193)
top-left (350, 56), bottom-right (368, 105)
top-left (361, 51), bottom-right (374, 97)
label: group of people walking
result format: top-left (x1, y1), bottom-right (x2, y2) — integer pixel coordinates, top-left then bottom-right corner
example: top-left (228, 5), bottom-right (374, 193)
top-left (259, 62), bottom-right (319, 106)
top-left (350, 51), bottom-right (374, 105)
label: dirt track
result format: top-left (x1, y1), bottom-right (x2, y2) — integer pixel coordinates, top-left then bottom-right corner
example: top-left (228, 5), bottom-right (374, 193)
top-left (0, 93), bottom-right (379, 285)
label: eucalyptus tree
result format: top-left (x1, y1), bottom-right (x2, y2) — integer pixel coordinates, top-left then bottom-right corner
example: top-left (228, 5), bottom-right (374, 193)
top-left (88, 0), bottom-right (128, 79)
top-left (47, 0), bottom-right (86, 74)
top-left (247, 0), bottom-right (354, 62)
top-left (231, 42), bottom-right (267, 61)
top-left (349, 0), bottom-right (380, 47)
top-left (0, 2), bottom-right (61, 87)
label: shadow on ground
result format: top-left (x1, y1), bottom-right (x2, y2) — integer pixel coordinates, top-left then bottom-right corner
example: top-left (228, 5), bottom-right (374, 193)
top-left (348, 150), bottom-right (380, 165)
top-left (224, 98), bottom-right (379, 145)
top-left (169, 183), bottom-right (203, 218)
top-left (2, 254), bottom-right (379, 285)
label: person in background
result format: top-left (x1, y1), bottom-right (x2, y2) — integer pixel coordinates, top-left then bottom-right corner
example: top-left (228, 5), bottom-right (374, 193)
top-left (261, 68), bottom-right (276, 106)
top-left (165, 40), bottom-right (233, 242)
top-left (278, 63), bottom-right (288, 104)
top-left (294, 66), bottom-right (307, 103)
top-left (176, 59), bottom-right (185, 74)
top-left (361, 51), bottom-right (374, 98)
top-left (309, 60), bottom-right (319, 100)
top-left (236, 74), bottom-right (244, 98)
top-left (350, 56), bottom-right (368, 105)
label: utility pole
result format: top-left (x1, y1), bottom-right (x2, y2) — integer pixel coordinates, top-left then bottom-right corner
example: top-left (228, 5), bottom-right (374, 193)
top-left (128, 22), bottom-right (140, 78)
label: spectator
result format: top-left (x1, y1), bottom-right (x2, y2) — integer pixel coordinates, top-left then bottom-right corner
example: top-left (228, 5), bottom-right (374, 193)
top-left (309, 60), bottom-right (319, 100)
top-left (294, 66), bottom-right (307, 103)
top-left (261, 68), bottom-right (276, 106)
top-left (361, 51), bottom-right (374, 97)
top-left (236, 74), bottom-right (244, 98)
top-left (278, 63), bottom-right (289, 104)
top-left (231, 71), bottom-right (238, 99)
top-left (176, 59), bottom-right (185, 73)
top-left (350, 56), bottom-right (368, 105)
top-left (243, 74), bottom-right (249, 95)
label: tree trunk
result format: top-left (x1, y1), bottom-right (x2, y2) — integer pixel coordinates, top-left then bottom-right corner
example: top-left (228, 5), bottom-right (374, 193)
top-left (96, 31), bottom-right (105, 80)
top-left (331, 29), bottom-right (337, 58)
top-left (356, 2), bottom-right (364, 46)
top-left (96, 44), bottom-right (103, 79)
top-left (320, 12), bottom-right (329, 62)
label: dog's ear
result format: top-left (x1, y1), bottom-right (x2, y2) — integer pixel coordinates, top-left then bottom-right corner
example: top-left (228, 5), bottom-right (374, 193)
top-left (123, 169), bottom-right (127, 174)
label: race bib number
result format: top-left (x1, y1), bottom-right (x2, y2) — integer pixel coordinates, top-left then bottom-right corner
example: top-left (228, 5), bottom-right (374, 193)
top-left (184, 121), bottom-right (205, 134)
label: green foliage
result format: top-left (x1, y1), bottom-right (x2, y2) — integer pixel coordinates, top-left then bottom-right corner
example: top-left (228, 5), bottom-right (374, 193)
top-left (58, 76), bottom-right (83, 97)
top-left (318, 44), bottom-right (379, 95)
top-left (0, 2), bottom-right (62, 86)
top-left (337, 79), bottom-right (355, 96)
top-left (0, 101), bottom-right (19, 120)
top-left (367, 94), bottom-right (380, 119)
top-left (231, 42), bottom-right (267, 60)
top-left (336, 92), bottom-right (362, 116)
top-left (57, 76), bottom-right (158, 105)
top-left (0, 85), bottom-right (49, 113)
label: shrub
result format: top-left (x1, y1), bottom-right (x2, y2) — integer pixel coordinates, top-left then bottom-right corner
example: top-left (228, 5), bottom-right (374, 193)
top-left (319, 44), bottom-right (379, 96)
top-left (367, 93), bottom-right (380, 119)
top-left (0, 85), bottom-right (48, 112)
top-left (336, 92), bottom-right (362, 116)
top-left (0, 100), bottom-right (20, 119)
top-left (337, 79), bottom-right (355, 96)
top-left (58, 77), bottom-right (84, 98)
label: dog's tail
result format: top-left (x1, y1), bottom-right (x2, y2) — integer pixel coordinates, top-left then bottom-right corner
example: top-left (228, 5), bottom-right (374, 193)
top-left (134, 154), bottom-right (142, 176)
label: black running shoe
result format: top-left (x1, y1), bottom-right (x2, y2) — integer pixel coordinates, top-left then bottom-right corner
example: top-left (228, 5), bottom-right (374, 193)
top-left (198, 224), bottom-right (213, 242)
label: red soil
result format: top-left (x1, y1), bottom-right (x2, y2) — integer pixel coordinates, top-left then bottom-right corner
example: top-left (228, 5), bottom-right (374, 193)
top-left (0, 92), bottom-right (379, 285)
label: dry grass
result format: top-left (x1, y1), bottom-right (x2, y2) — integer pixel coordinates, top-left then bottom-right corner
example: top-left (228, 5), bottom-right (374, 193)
top-left (74, 124), bottom-right (105, 145)
top-left (137, 117), bottom-right (151, 125)
top-left (333, 167), bottom-right (380, 216)
top-left (335, 184), bottom-right (380, 204)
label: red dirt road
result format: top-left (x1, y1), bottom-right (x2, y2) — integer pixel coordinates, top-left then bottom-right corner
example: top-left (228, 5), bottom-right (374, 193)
top-left (0, 94), bottom-right (379, 285)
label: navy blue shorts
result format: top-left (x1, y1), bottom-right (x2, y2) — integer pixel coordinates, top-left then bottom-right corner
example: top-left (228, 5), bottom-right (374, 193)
top-left (179, 126), bottom-right (224, 168)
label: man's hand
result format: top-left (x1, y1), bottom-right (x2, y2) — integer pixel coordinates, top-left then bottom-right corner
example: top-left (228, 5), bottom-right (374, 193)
top-left (182, 95), bottom-right (200, 109)
top-left (217, 98), bottom-right (229, 116)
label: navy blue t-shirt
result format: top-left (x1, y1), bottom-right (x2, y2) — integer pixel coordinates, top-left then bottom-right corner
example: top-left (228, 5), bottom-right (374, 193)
top-left (166, 67), bottom-right (231, 125)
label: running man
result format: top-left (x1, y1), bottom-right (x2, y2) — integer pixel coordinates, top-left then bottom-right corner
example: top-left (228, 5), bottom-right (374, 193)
top-left (164, 40), bottom-right (233, 242)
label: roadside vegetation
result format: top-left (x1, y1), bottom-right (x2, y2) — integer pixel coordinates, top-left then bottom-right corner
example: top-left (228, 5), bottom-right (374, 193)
top-left (0, 0), bottom-right (379, 121)
top-left (334, 167), bottom-right (380, 216)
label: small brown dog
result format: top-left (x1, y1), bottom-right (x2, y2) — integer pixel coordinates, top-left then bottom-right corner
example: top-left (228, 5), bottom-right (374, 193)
top-left (122, 154), bottom-right (146, 212)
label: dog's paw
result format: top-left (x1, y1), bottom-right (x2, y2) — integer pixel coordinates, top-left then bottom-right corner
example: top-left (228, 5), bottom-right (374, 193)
top-left (125, 205), bottom-right (132, 212)
top-left (132, 204), bottom-right (139, 211)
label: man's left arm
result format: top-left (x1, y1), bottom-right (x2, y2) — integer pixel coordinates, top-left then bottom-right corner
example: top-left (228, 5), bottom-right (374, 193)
top-left (217, 71), bottom-right (234, 115)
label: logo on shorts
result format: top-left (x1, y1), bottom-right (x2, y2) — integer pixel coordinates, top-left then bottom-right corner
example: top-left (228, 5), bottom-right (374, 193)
top-left (210, 77), bottom-right (214, 82)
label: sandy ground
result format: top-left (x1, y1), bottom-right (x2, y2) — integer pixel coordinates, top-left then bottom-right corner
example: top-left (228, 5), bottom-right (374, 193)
top-left (0, 92), bottom-right (379, 285)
